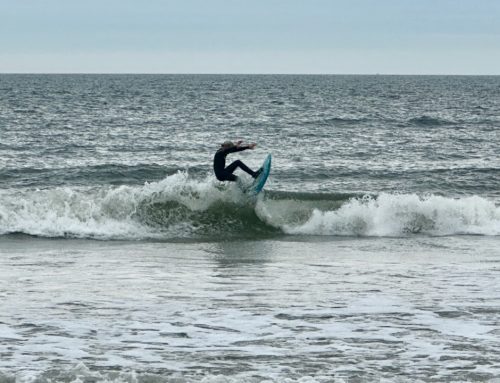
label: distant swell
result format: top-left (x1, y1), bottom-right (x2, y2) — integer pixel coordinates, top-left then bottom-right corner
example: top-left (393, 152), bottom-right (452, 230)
top-left (408, 115), bottom-right (454, 126)
top-left (0, 163), bottom-right (201, 188)
top-left (0, 173), bottom-right (499, 240)
top-left (304, 116), bottom-right (369, 126)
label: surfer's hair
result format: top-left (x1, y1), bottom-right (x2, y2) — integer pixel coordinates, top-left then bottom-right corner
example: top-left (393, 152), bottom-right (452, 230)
top-left (221, 141), bottom-right (234, 147)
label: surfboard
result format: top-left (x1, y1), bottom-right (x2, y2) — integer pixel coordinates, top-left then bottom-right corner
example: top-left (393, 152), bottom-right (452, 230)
top-left (246, 154), bottom-right (271, 196)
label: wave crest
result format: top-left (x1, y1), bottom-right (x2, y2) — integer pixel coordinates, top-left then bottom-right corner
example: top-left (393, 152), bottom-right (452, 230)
top-left (0, 174), bottom-right (498, 240)
top-left (284, 193), bottom-right (500, 236)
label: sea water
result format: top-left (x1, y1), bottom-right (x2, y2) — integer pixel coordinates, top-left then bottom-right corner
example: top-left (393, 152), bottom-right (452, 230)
top-left (0, 74), bottom-right (499, 382)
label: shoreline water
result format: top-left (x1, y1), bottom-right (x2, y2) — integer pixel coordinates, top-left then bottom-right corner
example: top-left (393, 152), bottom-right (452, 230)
top-left (1, 235), bottom-right (500, 382)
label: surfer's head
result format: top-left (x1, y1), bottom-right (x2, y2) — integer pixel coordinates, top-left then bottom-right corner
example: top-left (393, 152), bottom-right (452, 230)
top-left (221, 141), bottom-right (234, 148)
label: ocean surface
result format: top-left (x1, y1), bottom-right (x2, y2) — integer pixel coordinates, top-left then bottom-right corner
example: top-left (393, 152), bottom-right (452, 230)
top-left (0, 74), bottom-right (499, 382)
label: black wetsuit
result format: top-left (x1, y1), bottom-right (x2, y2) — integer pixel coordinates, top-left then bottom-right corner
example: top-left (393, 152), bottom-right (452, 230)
top-left (213, 146), bottom-right (256, 181)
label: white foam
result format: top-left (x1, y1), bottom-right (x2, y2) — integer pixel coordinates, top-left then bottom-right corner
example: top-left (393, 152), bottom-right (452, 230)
top-left (284, 193), bottom-right (500, 236)
top-left (0, 172), bottom-right (247, 240)
top-left (1, 177), bottom-right (499, 240)
top-left (6, 364), bottom-right (345, 383)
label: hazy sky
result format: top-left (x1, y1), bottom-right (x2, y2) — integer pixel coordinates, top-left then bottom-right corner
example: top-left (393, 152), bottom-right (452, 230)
top-left (1, 0), bottom-right (499, 74)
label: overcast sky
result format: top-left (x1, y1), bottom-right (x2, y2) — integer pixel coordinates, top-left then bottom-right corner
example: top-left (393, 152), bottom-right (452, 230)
top-left (1, 0), bottom-right (499, 74)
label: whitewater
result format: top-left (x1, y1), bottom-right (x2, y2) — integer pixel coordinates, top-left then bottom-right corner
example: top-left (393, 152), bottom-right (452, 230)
top-left (1, 74), bottom-right (500, 382)
top-left (1, 172), bottom-right (499, 240)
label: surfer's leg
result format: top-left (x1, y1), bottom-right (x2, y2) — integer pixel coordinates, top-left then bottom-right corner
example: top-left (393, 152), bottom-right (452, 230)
top-left (216, 171), bottom-right (238, 182)
top-left (225, 160), bottom-right (257, 178)
top-left (225, 173), bottom-right (238, 182)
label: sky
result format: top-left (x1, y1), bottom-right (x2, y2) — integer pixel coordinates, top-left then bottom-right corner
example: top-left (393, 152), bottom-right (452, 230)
top-left (1, 0), bottom-right (499, 74)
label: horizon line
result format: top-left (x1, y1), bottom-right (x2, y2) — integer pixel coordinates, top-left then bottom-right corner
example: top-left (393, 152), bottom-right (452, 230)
top-left (1, 72), bottom-right (499, 76)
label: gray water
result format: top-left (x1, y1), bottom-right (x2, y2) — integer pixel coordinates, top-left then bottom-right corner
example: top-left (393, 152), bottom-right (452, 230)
top-left (0, 75), bottom-right (499, 382)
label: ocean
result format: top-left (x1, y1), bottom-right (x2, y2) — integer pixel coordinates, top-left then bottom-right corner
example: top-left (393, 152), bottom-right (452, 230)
top-left (0, 74), bottom-right (499, 382)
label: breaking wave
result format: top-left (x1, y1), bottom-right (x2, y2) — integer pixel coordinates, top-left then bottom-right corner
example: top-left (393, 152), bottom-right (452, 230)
top-left (284, 193), bottom-right (500, 237)
top-left (0, 172), bottom-right (499, 240)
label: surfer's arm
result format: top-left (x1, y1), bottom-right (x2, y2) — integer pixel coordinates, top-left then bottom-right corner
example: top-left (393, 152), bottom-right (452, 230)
top-left (235, 143), bottom-right (256, 150)
top-left (224, 143), bottom-right (256, 154)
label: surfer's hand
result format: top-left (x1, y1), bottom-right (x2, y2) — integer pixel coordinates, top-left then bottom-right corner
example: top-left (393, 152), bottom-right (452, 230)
top-left (248, 143), bottom-right (257, 149)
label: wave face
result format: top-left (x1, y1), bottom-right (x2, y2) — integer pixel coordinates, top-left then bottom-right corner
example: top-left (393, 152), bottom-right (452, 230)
top-left (1, 173), bottom-right (498, 240)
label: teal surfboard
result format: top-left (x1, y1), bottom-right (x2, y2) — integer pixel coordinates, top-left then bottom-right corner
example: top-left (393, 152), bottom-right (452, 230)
top-left (247, 154), bottom-right (271, 196)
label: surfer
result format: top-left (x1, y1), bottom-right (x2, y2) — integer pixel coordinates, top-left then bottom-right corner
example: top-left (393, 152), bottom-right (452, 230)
top-left (213, 140), bottom-right (261, 182)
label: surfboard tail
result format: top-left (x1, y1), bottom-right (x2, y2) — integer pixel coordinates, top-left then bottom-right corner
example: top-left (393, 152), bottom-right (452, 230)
top-left (246, 154), bottom-right (272, 195)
